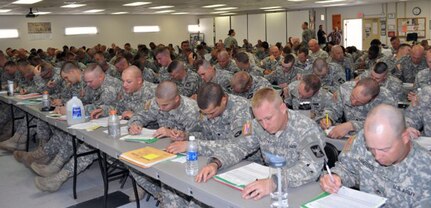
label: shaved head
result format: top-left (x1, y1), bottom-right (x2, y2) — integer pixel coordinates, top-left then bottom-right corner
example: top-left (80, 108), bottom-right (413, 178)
top-left (411, 44), bottom-right (425, 64)
top-left (156, 80), bottom-right (179, 100)
top-left (123, 65), bottom-right (142, 79)
top-left (365, 104), bottom-right (405, 139)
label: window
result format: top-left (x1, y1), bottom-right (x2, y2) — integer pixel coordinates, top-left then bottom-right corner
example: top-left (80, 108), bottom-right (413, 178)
top-left (0, 29), bottom-right (19, 39)
top-left (133, 26), bottom-right (160, 33)
top-left (65, 27), bottom-right (98, 35)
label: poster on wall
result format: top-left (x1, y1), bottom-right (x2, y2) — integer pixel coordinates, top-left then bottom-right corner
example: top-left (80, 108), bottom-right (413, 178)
top-left (189, 33), bottom-right (204, 47)
top-left (27, 22), bottom-right (52, 40)
top-left (397, 17), bottom-right (426, 38)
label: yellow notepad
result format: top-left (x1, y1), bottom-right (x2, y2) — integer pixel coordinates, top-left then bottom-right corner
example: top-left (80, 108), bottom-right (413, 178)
top-left (119, 146), bottom-right (176, 168)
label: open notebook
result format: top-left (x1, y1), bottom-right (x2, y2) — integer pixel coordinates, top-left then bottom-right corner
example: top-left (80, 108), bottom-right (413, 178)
top-left (302, 186), bottom-right (387, 208)
top-left (214, 163), bottom-right (269, 191)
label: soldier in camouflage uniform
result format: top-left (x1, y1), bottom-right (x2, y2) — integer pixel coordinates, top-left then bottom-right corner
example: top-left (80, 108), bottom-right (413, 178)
top-left (405, 85), bottom-right (431, 137)
top-left (162, 88), bottom-right (325, 207)
top-left (265, 54), bottom-right (300, 88)
top-left (34, 63), bottom-right (123, 192)
top-left (321, 104), bottom-right (431, 207)
top-left (155, 47), bottom-right (174, 82)
top-left (126, 81), bottom-right (200, 201)
top-left (354, 45), bottom-right (386, 72)
top-left (230, 71), bottom-right (271, 99)
top-left (308, 39), bottom-right (329, 60)
top-left (94, 51), bottom-right (117, 75)
top-left (393, 45), bottom-right (427, 83)
top-left (91, 65), bottom-right (157, 119)
top-left (260, 46), bottom-right (283, 73)
top-left (196, 59), bottom-right (232, 93)
top-left (167, 60), bottom-right (202, 97)
top-left (284, 74), bottom-right (332, 120)
top-left (114, 56), bottom-right (158, 84)
top-left (328, 45), bottom-right (355, 80)
top-left (358, 62), bottom-right (404, 102)
top-left (319, 78), bottom-right (396, 139)
top-left (214, 50), bottom-right (240, 73)
top-left (295, 47), bottom-right (314, 74)
top-left (301, 22), bottom-right (315, 48)
top-left (414, 49), bottom-right (431, 89)
top-left (312, 58), bottom-right (346, 93)
top-left (235, 52), bottom-right (264, 77)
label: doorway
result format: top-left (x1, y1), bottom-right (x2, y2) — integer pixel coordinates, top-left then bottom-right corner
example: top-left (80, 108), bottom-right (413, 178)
top-left (343, 18), bottom-right (362, 50)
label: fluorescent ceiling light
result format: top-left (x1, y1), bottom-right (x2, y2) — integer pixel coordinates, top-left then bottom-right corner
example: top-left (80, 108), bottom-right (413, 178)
top-left (316, 0), bottom-right (345, 3)
top-left (65, 27), bottom-right (98, 35)
top-left (172, 12), bottom-right (189, 15)
top-left (12, 0), bottom-right (42, 4)
top-left (133, 26), bottom-right (160, 33)
top-left (214, 7), bottom-right (238, 11)
top-left (188, 25), bottom-right (200, 33)
top-left (154, 10), bottom-right (175, 14)
top-left (61, 4), bottom-right (86, 8)
top-left (287, 0), bottom-right (307, 2)
top-left (84, 9), bottom-right (105, 13)
top-left (260, 6), bottom-right (281, 10)
top-left (202, 4), bottom-right (226, 8)
top-left (34, 11), bottom-right (51, 15)
top-left (123, 2), bottom-right (152, 6)
top-left (0, 29), bottom-right (19, 38)
top-left (211, 11), bottom-right (227, 14)
top-left (265, 8), bottom-right (285, 12)
top-left (112, 12), bottom-right (128, 15)
top-left (0, 9), bottom-right (12, 13)
top-left (326, 3), bottom-right (348, 6)
top-left (149, 5), bottom-right (174, 9)
top-left (221, 13), bottom-right (236, 15)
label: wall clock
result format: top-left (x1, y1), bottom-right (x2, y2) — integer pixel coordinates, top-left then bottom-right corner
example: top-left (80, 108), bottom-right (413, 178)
top-left (412, 7), bottom-right (421, 16)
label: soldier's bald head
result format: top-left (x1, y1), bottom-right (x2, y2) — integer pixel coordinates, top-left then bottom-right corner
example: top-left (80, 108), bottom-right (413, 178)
top-left (411, 44), bottom-right (424, 55)
top-left (156, 80), bottom-right (179, 100)
top-left (123, 65), bottom-right (142, 79)
top-left (365, 104), bottom-right (405, 140)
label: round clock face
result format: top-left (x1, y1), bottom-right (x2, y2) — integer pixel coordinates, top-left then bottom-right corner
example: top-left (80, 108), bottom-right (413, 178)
top-left (412, 7), bottom-right (421, 16)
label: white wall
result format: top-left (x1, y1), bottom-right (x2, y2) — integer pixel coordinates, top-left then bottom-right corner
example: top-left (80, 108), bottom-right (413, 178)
top-left (215, 16), bottom-right (230, 43)
top-left (231, 15), bottom-right (248, 45)
top-left (199, 17), bottom-right (214, 46)
top-left (0, 14), bottom-right (198, 50)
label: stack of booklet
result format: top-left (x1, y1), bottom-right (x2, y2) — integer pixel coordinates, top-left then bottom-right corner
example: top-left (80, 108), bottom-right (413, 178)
top-left (119, 146), bottom-right (176, 168)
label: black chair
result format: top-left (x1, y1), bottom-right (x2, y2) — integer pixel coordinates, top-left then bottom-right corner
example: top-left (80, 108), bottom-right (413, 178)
top-left (324, 143), bottom-right (339, 168)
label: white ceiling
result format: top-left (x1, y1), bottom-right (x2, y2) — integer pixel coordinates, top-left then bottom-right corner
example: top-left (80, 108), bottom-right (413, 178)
top-left (0, 0), bottom-right (419, 16)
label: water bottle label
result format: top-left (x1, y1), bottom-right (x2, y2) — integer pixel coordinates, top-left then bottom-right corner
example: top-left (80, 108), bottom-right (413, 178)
top-left (72, 106), bottom-right (82, 119)
top-left (187, 151), bottom-right (198, 161)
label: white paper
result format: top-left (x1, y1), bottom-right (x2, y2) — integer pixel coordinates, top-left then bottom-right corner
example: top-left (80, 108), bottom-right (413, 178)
top-left (69, 117), bottom-right (127, 130)
top-left (0, 91), bottom-right (7, 94)
top-left (170, 156), bottom-right (187, 163)
top-left (372, 23), bottom-right (378, 35)
top-left (215, 163), bottom-right (269, 190)
top-left (119, 128), bottom-right (157, 141)
top-left (325, 126), bottom-right (335, 136)
top-left (416, 137), bottom-right (431, 151)
top-left (306, 186), bottom-right (387, 208)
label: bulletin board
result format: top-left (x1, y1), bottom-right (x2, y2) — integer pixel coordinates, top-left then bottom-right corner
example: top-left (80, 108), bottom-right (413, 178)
top-left (397, 17), bottom-right (426, 38)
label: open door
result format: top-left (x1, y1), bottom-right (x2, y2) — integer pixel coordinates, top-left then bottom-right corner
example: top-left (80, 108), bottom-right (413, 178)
top-left (344, 19), bottom-right (362, 50)
top-left (362, 18), bottom-right (380, 50)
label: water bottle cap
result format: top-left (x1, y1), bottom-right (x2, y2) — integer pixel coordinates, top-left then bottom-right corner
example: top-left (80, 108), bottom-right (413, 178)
top-left (189, 136), bottom-right (195, 141)
top-left (263, 152), bottom-right (287, 168)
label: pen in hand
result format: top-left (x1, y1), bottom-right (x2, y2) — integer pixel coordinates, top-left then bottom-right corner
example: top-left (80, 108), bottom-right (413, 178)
top-left (325, 163), bottom-right (335, 183)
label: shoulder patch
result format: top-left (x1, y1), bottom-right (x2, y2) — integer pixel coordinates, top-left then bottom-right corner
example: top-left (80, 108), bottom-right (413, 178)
top-left (199, 112), bottom-right (204, 121)
top-left (144, 100), bottom-right (151, 111)
top-left (342, 135), bottom-right (357, 153)
top-left (310, 145), bottom-right (325, 158)
top-left (242, 121), bottom-right (252, 136)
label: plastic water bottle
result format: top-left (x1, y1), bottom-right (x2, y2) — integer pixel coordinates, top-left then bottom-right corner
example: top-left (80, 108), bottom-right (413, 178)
top-left (42, 91), bottom-right (50, 109)
top-left (186, 136), bottom-right (199, 176)
top-left (66, 95), bottom-right (85, 125)
top-left (345, 68), bottom-right (351, 81)
top-left (108, 110), bottom-right (121, 138)
top-left (7, 80), bottom-right (14, 96)
top-left (264, 152), bottom-right (288, 208)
